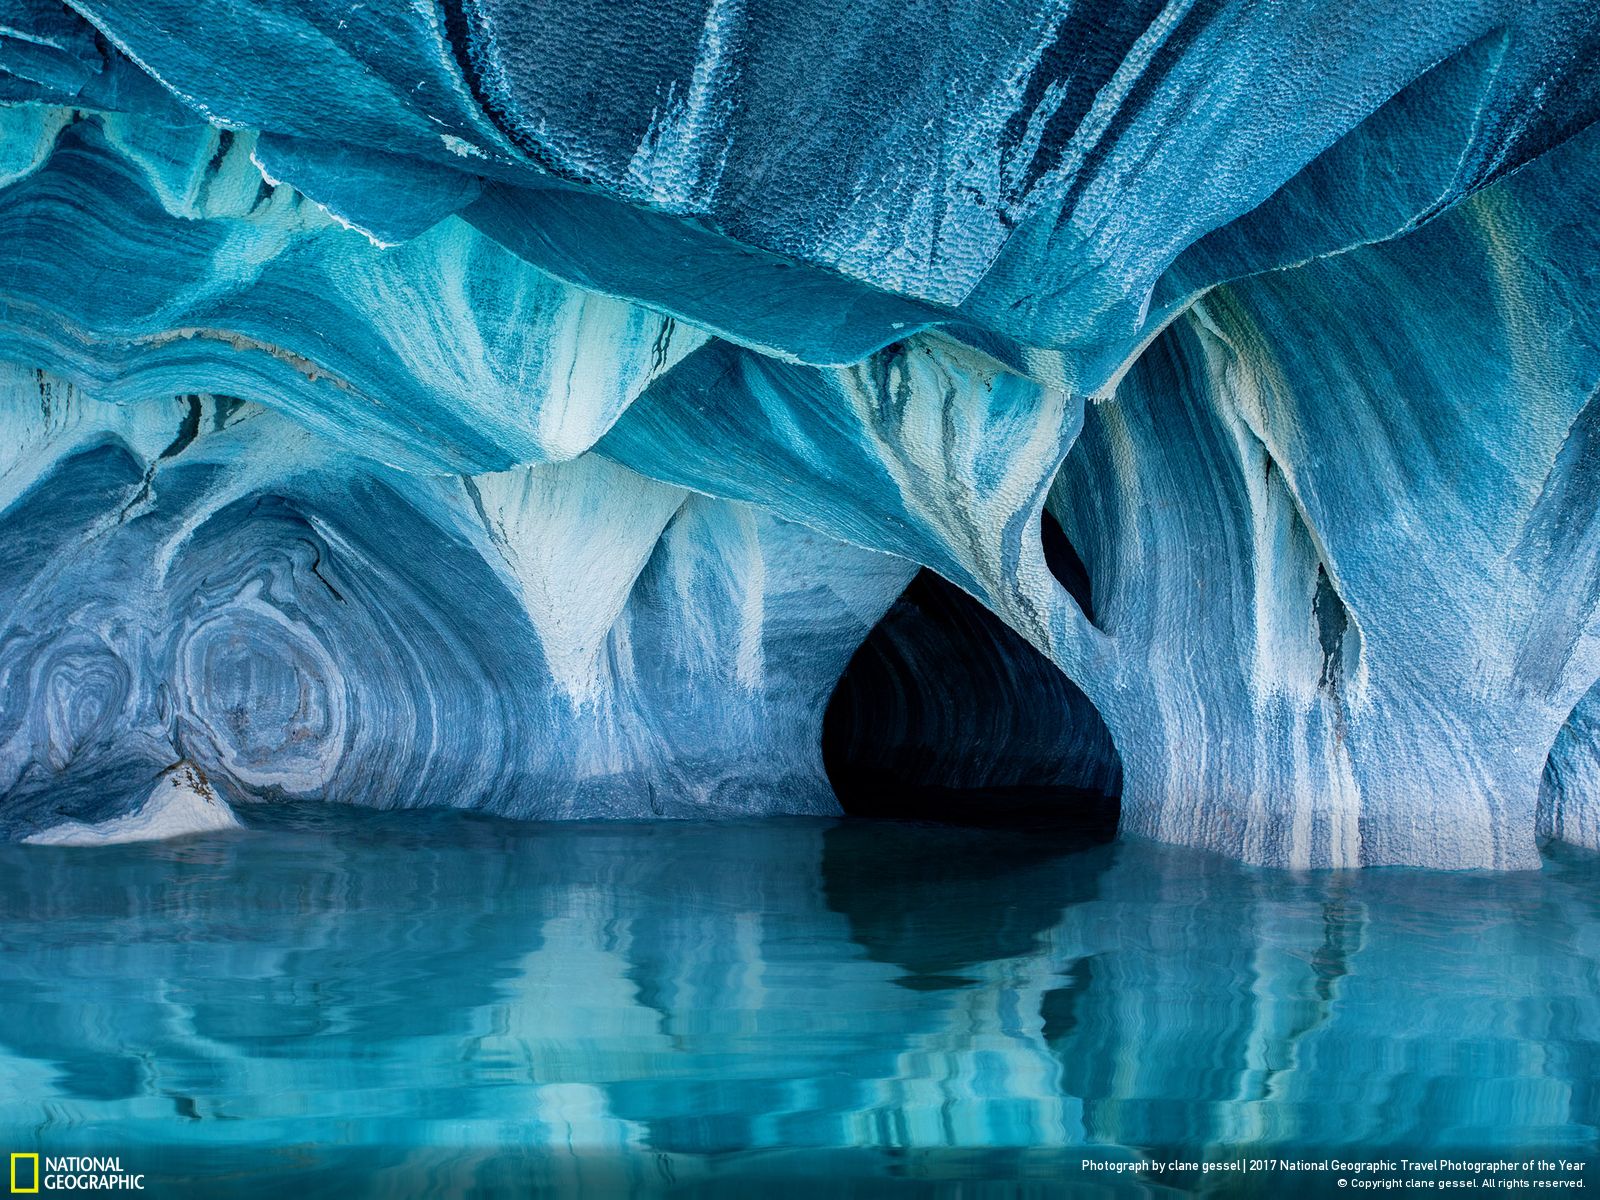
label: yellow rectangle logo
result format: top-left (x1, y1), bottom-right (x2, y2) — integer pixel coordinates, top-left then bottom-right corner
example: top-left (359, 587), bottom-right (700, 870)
top-left (9, 1153), bottom-right (38, 1194)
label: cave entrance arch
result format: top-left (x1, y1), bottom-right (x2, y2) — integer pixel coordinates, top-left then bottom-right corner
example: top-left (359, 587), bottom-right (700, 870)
top-left (821, 517), bottom-right (1121, 834)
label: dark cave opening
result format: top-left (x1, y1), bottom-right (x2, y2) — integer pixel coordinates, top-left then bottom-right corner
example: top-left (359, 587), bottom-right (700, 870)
top-left (821, 557), bottom-right (1122, 835)
top-left (1040, 508), bottom-right (1095, 621)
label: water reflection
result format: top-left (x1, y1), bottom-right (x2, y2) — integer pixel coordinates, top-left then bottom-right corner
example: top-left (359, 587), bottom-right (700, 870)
top-left (0, 808), bottom-right (1595, 1197)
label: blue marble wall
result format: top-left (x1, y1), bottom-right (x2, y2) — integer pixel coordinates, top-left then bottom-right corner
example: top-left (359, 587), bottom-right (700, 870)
top-left (1, 0), bottom-right (1598, 866)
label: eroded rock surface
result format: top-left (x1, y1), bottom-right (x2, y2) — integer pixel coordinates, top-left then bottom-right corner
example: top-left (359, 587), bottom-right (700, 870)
top-left (1, 1), bottom-right (1597, 865)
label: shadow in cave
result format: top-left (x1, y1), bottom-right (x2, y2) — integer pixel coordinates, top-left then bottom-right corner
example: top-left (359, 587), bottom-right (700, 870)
top-left (818, 526), bottom-right (1122, 986)
top-left (821, 516), bottom-right (1121, 834)
top-left (1040, 507), bottom-right (1097, 622)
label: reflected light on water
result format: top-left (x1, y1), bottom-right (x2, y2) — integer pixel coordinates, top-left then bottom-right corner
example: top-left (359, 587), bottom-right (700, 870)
top-left (0, 806), bottom-right (1596, 1197)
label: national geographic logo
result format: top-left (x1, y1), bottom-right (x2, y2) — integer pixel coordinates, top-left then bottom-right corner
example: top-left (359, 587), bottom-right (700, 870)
top-left (9, 1156), bottom-right (144, 1192)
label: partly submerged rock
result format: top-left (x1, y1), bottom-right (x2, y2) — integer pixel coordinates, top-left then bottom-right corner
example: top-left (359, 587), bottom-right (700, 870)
top-left (23, 763), bottom-right (241, 845)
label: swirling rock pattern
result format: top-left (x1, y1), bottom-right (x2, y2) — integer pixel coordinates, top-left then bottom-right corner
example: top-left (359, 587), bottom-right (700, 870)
top-left (0, 0), bottom-right (1598, 866)
top-left (0, 369), bottom-right (913, 835)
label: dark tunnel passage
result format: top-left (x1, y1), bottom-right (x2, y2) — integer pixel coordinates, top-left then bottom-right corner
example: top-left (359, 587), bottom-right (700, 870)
top-left (821, 513), bottom-right (1122, 834)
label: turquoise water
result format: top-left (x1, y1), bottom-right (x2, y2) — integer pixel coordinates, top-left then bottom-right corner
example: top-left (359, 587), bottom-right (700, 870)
top-left (0, 806), bottom-right (1596, 1197)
